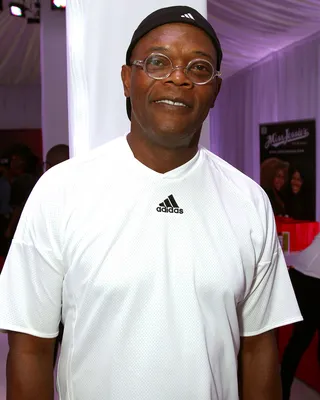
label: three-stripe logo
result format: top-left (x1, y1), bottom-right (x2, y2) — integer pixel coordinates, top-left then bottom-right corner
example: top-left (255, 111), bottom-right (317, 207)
top-left (156, 195), bottom-right (184, 214)
top-left (181, 13), bottom-right (195, 20)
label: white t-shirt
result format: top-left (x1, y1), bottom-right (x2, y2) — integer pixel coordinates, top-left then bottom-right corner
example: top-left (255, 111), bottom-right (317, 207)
top-left (285, 233), bottom-right (320, 279)
top-left (0, 136), bottom-right (302, 400)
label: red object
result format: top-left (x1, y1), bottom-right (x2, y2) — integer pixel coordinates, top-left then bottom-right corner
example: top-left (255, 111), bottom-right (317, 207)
top-left (0, 129), bottom-right (43, 161)
top-left (277, 221), bottom-right (320, 393)
top-left (275, 217), bottom-right (320, 251)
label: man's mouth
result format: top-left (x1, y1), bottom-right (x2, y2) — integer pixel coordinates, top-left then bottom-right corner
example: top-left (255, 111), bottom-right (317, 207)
top-left (154, 99), bottom-right (190, 108)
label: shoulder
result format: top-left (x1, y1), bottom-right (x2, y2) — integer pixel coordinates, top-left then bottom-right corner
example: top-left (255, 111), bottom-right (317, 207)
top-left (13, 137), bottom-right (128, 244)
top-left (37, 136), bottom-right (127, 194)
top-left (201, 147), bottom-right (270, 212)
top-left (201, 149), bottom-right (279, 266)
top-left (48, 136), bottom-right (126, 178)
top-left (20, 136), bottom-right (127, 217)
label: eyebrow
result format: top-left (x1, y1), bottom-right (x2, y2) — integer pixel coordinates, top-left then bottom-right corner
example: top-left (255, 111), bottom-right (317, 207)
top-left (192, 50), bottom-right (215, 61)
top-left (146, 46), bottom-right (169, 53)
top-left (145, 47), bottom-right (216, 63)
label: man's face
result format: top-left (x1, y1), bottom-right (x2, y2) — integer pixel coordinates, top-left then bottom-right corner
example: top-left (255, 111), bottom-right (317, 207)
top-left (122, 23), bottom-right (221, 148)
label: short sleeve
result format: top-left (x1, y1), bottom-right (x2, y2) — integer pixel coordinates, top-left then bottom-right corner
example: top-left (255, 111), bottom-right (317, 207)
top-left (237, 191), bottom-right (302, 337)
top-left (0, 171), bottom-right (64, 338)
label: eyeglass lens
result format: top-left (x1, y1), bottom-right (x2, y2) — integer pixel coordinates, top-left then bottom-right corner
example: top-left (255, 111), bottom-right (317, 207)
top-left (145, 54), bottom-right (214, 83)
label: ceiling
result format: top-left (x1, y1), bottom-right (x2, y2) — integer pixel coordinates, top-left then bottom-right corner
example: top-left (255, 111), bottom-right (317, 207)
top-left (208, 0), bottom-right (320, 78)
top-left (0, 0), bottom-right (320, 85)
top-left (0, 0), bottom-right (40, 85)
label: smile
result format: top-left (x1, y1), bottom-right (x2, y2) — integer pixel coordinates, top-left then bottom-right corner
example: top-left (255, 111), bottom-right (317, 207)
top-left (155, 99), bottom-right (189, 108)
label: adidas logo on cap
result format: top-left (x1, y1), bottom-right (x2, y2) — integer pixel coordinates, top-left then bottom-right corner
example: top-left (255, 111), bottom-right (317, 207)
top-left (156, 195), bottom-right (184, 214)
top-left (181, 13), bottom-right (195, 20)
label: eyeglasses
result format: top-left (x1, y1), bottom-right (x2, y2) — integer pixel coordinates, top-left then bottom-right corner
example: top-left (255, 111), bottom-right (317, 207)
top-left (131, 53), bottom-right (221, 85)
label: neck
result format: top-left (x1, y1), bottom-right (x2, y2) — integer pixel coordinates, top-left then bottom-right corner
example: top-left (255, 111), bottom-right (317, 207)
top-left (127, 130), bottom-right (200, 174)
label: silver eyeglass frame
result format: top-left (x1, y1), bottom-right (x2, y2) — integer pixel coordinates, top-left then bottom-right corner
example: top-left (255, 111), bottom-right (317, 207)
top-left (131, 52), bottom-right (221, 85)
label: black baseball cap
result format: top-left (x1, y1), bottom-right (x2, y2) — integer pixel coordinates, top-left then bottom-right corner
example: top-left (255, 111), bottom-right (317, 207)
top-left (125, 5), bottom-right (223, 120)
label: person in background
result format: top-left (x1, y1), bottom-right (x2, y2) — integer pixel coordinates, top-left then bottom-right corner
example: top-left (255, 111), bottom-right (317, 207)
top-left (44, 144), bottom-right (70, 172)
top-left (5, 146), bottom-right (38, 241)
top-left (0, 6), bottom-right (301, 400)
top-left (281, 234), bottom-right (320, 400)
top-left (44, 144), bottom-right (70, 367)
top-left (0, 160), bottom-right (11, 258)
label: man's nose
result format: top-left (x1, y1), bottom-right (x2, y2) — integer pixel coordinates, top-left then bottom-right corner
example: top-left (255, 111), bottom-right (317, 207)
top-left (163, 67), bottom-right (193, 87)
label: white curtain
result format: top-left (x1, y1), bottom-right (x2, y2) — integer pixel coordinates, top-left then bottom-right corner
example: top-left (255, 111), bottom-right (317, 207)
top-left (66, 0), bottom-right (208, 157)
top-left (207, 0), bottom-right (320, 79)
top-left (210, 31), bottom-right (320, 219)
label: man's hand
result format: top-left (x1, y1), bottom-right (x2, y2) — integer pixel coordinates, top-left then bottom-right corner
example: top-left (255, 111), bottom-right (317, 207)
top-left (238, 330), bottom-right (282, 400)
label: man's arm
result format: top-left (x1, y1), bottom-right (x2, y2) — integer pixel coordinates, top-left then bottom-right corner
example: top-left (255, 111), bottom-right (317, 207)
top-left (238, 330), bottom-right (282, 400)
top-left (7, 332), bottom-right (56, 400)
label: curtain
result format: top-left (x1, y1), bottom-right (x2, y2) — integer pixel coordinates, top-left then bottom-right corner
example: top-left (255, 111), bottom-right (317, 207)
top-left (207, 0), bottom-right (320, 79)
top-left (210, 31), bottom-right (320, 219)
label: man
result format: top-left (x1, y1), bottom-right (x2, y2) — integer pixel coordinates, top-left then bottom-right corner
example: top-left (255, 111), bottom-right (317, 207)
top-left (0, 6), bottom-right (301, 400)
top-left (44, 144), bottom-right (69, 172)
top-left (281, 234), bottom-right (320, 400)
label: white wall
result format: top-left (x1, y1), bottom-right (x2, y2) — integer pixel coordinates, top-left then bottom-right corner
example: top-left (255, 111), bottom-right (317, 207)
top-left (0, 85), bottom-right (41, 129)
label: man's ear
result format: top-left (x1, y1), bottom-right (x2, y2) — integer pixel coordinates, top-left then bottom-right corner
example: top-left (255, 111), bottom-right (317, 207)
top-left (211, 77), bottom-right (222, 108)
top-left (121, 65), bottom-right (131, 98)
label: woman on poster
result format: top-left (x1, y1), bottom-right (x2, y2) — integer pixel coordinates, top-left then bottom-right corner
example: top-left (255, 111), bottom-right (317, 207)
top-left (260, 158), bottom-right (289, 217)
top-left (285, 166), bottom-right (312, 221)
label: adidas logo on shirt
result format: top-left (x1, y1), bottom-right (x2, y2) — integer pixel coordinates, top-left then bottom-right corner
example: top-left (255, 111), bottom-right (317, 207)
top-left (156, 195), bottom-right (184, 214)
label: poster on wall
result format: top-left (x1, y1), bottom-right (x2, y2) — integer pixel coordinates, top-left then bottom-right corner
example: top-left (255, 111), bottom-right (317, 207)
top-left (260, 119), bottom-right (316, 221)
